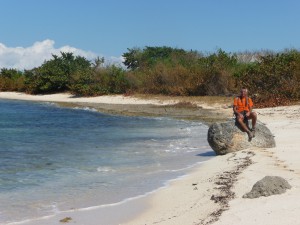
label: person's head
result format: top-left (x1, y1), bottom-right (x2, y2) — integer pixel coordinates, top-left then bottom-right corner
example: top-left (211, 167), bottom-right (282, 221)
top-left (240, 88), bottom-right (248, 97)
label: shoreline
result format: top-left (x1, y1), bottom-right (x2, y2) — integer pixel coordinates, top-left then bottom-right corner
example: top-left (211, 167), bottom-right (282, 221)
top-left (1, 92), bottom-right (300, 225)
top-left (0, 92), bottom-right (233, 124)
top-left (0, 92), bottom-right (221, 225)
top-left (123, 105), bottom-right (300, 225)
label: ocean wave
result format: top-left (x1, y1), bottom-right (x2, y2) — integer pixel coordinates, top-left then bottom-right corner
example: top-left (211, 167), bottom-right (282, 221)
top-left (96, 166), bottom-right (115, 173)
top-left (73, 106), bottom-right (98, 112)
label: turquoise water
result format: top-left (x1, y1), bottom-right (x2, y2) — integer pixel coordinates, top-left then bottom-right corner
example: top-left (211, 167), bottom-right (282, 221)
top-left (0, 99), bottom-right (214, 224)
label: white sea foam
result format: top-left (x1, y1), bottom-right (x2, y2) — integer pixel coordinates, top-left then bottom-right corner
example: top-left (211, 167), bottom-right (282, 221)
top-left (96, 166), bottom-right (115, 173)
top-left (73, 106), bottom-right (98, 112)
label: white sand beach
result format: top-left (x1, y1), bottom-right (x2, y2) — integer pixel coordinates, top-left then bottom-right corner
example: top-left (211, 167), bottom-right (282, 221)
top-left (122, 106), bottom-right (300, 225)
top-left (0, 92), bottom-right (177, 105)
top-left (1, 92), bottom-right (299, 225)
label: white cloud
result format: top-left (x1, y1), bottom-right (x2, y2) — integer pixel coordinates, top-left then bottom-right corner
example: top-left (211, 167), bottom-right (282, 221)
top-left (106, 56), bottom-right (126, 67)
top-left (0, 39), bottom-right (122, 70)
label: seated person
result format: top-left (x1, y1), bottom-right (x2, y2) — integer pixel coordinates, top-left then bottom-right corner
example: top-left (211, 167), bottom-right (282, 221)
top-left (233, 88), bottom-right (257, 141)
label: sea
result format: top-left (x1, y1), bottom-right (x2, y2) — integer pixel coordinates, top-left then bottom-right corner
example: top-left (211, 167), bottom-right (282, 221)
top-left (0, 99), bottom-right (214, 224)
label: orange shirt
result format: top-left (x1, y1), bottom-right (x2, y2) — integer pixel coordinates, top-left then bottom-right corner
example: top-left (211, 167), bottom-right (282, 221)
top-left (233, 97), bottom-right (253, 112)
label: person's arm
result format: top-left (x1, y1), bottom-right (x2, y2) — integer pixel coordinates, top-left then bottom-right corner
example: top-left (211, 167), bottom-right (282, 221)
top-left (233, 105), bottom-right (238, 114)
top-left (233, 104), bottom-right (243, 118)
top-left (246, 107), bottom-right (251, 117)
top-left (246, 98), bottom-right (254, 116)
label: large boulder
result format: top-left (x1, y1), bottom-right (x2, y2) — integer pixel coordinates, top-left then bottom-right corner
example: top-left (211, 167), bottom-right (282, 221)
top-left (243, 176), bottom-right (291, 199)
top-left (207, 120), bottom-right (275, 155)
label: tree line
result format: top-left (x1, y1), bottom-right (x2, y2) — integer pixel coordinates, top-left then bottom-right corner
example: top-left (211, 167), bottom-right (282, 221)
top-left (1, 47), bottom-right (300, 107)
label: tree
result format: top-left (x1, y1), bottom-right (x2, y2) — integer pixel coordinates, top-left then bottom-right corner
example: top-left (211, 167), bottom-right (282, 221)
top-left (0, 68), bottom-right (25, 91)
top-left (122, 48), bottom-right (142, 70)
top-left (25, 52), bottom-right (92, 94)
top-left (0, 68), bottom-right (23, 79)
top-left (122, 46), bottom-right (187, 70)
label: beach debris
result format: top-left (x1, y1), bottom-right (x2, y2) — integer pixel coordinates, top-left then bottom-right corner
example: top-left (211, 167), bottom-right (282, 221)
top-left (243, 176), bottom-right (291, 199)
top-left (192, 182), bottom-right (198, 190)
top-left (200, 151), bottom-right (254, 225)
top-left (207, 121), bottom-right (275, 155)
top-left (59, 217), bottom-right (72, 223)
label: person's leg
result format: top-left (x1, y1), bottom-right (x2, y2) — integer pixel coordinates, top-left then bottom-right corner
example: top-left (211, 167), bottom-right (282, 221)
top-left (248, 112), bottom-right (257, 137)
top-left (249, 112), bottom-right (257, 129)
top-left (236, 115), bottom-right (253, 140)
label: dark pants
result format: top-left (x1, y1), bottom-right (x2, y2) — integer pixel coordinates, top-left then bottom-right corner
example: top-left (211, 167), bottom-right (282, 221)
top-left (235, 110), bottom-right (249, 128)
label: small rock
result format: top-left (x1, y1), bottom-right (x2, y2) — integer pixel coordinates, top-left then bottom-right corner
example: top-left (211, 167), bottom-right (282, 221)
top-left (243, 176), bottom-right (291, 199)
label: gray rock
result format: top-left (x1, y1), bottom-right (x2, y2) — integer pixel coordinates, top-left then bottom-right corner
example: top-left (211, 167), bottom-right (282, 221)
top-left (207, 120), bottom-right (275, 155)
top-left (243, 176), bottom-right (292, 199)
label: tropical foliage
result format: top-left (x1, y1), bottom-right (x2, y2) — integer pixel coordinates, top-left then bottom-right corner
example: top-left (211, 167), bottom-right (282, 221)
top-left (0, 68), bottom-right (25, 91)
top-left (1, 48), bottom-right (300, 107)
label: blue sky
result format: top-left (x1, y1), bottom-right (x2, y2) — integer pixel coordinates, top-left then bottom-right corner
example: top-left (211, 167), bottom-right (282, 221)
top-left (0, 0), bottom-right (299, 69)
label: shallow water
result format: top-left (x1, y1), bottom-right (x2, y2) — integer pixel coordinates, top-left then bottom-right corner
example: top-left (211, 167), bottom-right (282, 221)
top-left (0, 99), bottom-right (214, 224)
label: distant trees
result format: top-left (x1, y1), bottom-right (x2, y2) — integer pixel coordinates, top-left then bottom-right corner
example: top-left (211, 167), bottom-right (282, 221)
top-left (122, 46), bottom-right (187, 70)
top-left (69, 63), bottom-right (129, 96)
top-left (17, 52), bottom-right (128, 96)
top-left (123, 47), bottom-right (300, 106)
top-left (197, 49), bottom-right (238, 95)
top-left (0, 68), bottom-right (25, 91)
top-left (235, 49), bottom-right (300, 106)
top-left (24, 52), bottom-right (92, 94)
top-left (123, 47), bottom-right (237, 96)
top-left (1, 48), bottom-right (300, 107)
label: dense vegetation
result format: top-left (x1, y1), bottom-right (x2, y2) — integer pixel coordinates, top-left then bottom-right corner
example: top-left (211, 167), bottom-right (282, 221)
top-left (1, 47), bottom-right (300, 107)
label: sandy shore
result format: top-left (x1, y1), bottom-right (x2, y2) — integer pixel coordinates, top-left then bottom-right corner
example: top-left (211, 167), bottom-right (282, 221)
top-left (0, 92), bottom-right (232, 123)
top-left (1, 92), bottom-right (300, 225)
top-left (123, 105), bottom-right (300, 225)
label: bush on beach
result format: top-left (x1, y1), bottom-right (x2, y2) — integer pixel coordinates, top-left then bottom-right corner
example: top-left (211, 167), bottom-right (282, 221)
top-left (234, 49), bottom-right (300, 107)
top-left (1, 48), bottom-right (300, 107)
top-left (69, 63), bottom-right (129, 96)
top-left (124, 47), bottom-right (237, 96)
top-left (0, 68), bottom-right (25, 92)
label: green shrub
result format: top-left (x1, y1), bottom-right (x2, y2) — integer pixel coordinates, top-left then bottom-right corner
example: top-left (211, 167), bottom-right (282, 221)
top-left (69, 65), bottom-right (129, 96)
top-left (2, 47), bottom-right (300, 108)
top-left (235, 49), bottom-right (300, 106)
top-left (0, 68), bottom-right (25, 91)
top-left (25, 52), bottom-right (92, 94)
